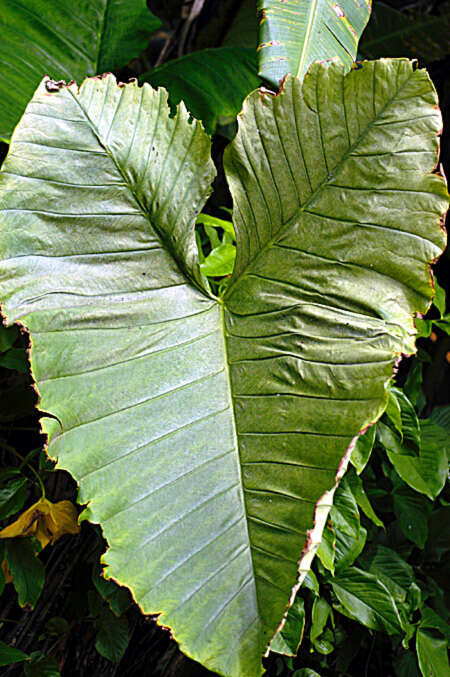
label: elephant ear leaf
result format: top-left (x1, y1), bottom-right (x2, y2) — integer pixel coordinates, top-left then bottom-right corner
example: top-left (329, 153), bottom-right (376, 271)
top-left (222, 58), bottom-right (446, 649)
top-left (257, 0), bottom-right (372, 87)
top-left (0, 59), bottom-right (447, 677)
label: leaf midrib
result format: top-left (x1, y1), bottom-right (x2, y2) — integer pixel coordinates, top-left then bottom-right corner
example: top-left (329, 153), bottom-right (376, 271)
top-left (295, 0), bottom-right (320, 80)
top-left (224, 67), bottom-right (417, 304)
top-left (65, 82), bottom-right (207, 298)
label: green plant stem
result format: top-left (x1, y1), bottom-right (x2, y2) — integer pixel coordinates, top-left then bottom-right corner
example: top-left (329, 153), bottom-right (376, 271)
top-left (0, 441), bottom-right (45, 498)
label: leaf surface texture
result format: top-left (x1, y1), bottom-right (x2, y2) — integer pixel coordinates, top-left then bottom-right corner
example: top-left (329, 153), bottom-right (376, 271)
top-left (0, 60), bottom-right (447, 676)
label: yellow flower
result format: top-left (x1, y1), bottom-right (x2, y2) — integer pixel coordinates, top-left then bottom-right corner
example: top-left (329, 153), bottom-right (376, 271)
top-left (0, 497), bottom-right (80, 549)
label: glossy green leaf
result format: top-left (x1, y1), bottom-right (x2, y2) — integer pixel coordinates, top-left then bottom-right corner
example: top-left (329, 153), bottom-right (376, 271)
top-left (200, 243), bottom-right (237, 278)
top-left (317, 523), bottom-right (336, 575)
top-left (387, 419), bottom-right (448, 500)
top-left (270, 597), bottom-right (305, 655)
top-left (257, 0), bottom-right (371, 87)
top-left (5, 537), bottom-right (45, 608)
top-left (359, 545), bottom-right (414, 604)
top-left (303, 570), bottom-right (319, 597)
top-left (433, 280), bottom-right (446, 316)
top-left (0, 0), bottom-right (161, 141)
top-left (330, 477), bottom-right (360, 539)
top-left (334, 525), bottom-right (366, 572)
top-left (141, 48), bottom-right (260, 135)
top-left (350, 425), bottom-right (375, 474)
top-left (196, 214), bottom-right (236, 238)
top-left (331, 567), bottom-right (403, 634)
top-left (0, 641), bottom-right (28, 667)
top-left (385, 387), bottom-right (403, 436)
top-left (359, 2), bottom-right (450, 63)
top-left (345, 470), bottom-right (383, 528)
top-left (0, 59), bottom-right (447, 677)
top-left (388, 388), bottom-right (421, 453)
top-left (310, 598), bottom-right (334, 655)
top-left (416, 626), bottom-right (450, 677)
top-left (420, 607), bottom-right (450, 643)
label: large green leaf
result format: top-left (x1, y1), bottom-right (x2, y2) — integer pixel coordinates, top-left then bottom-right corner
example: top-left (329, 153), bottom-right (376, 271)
top-left (0, 0), bottom-right (161, 141)
top-left (257, 0), bottom-right (371, 87)
top-left (0, 59), bottom-right (447, 677)
top-left (141, 48), bottom-right (260, 135)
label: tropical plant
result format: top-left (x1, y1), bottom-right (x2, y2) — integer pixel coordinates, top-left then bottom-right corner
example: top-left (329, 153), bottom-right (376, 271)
top-left (0, 2), bottom-right (448, 677)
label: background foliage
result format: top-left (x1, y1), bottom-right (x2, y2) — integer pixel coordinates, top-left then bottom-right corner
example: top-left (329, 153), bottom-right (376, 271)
top-left (0, 0), bottom-right (448, 676)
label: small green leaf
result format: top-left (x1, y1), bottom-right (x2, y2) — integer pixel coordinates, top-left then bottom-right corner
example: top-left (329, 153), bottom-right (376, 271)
top-left (387, 419), bottom-right (448, 500)
top-left (386, 387), bottom-right (404, 436)
top-left (389, 388), bottom-right (421, 454)
top-left (393, 487), bottom-right (431, 549)
top-left (200, 243), bottom-right (237, 277)
top-left (404, 360), bottom-right (424, 409)
top-left (350, 425), bottom-right (375, 474)
top-left (378, 421), bottom-right (414, 456)
top-left (420, 607), bottom-right (450, 643)
top-left (345, 470), bottom-right (384, 528)
top-left (435, 315), bottom-right (450, 334)
top-left (317, 523), bottom-right (335, 574)
top-left (92, 567), bottom-right (133, 617)
top-left (196, 213), bottom-right (236, 238)
top-left (331, 477), bottom-right (360, 539)
top-left (0, 641), bottom-right (28, 667)
top-left (359, 545), bottom-right (414, 605)
top-left (331, 567), bottom-right (403, 635)
top-left (95, 608), bottom-right (129, 664)
top-left (5, 538), bottom-right (45, 609)
top-left (335, 526), bottom-right (366, 572)
top-left (433, 280), bottom-right (447, 316)
top-left (416, 626), bottom-right (450, 677)
top-left (303, 570), bottom-right (319, 597)
top-left (414, 317), bottom-right (432, 339)
top-left (310, 598), bottom-right (334, 655)
top-left (270, 597), bottom-right (305, 655)
top-left (293, 670), bottom-right (323, 677)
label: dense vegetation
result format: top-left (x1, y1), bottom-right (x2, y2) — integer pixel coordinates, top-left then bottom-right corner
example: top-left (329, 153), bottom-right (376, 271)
top-left (0, 1), bottom-right (449, 676)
